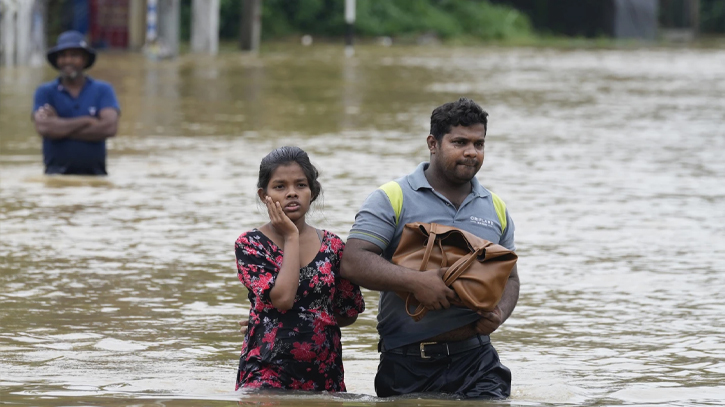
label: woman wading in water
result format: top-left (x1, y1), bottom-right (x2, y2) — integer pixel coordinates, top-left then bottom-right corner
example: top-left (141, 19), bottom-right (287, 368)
top-left (234, 146), bottom-right (365, 391)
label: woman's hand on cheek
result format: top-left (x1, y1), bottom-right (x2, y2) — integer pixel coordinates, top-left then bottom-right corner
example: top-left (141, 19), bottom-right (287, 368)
top-left (265, 197), bottom-right (299, 239)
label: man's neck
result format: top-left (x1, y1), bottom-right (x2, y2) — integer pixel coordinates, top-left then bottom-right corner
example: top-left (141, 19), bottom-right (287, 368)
top-left (61, 75), bottom-right (86, 90)
top-left (424, 165), bottom-right (471, 206)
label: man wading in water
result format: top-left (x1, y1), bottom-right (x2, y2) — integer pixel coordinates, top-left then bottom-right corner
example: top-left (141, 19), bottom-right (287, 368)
top-left (32, 30), bottom-right (120, 175)
top-left (341, 98), bottom-right (520, 399)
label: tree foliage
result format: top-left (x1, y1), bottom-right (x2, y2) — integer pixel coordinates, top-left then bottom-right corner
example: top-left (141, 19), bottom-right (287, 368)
top-left (180, 0), bottom-right (533, 41)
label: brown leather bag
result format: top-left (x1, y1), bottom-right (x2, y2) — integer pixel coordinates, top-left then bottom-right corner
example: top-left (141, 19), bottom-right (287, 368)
top-left (393, 222), bottom-right (518, 321)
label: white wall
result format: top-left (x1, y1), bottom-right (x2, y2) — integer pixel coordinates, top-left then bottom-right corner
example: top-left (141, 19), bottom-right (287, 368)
top-left (1, 0), bottom-right (45, 67)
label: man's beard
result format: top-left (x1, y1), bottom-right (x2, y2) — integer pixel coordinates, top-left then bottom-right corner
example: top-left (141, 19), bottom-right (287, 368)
top-left (451, 161), bottom-right (480, 182)
top-left (61, 68), bottom-right (80, 80)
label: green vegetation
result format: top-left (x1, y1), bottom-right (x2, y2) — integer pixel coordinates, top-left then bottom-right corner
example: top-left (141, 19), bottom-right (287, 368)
top-left (700, 0), bottom-right (725, 33)
top-left (180, 0), bottom-right (533, 42)
top-left (354, 0), bottom-right (532, 40)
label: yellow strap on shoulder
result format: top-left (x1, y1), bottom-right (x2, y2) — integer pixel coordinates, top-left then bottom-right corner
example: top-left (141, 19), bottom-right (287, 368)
top-left (491, 192), bottom-right (507, 232)
top-left (379, 181), bottom-right (403, 226)
top-left (380, 180), bottom-right (506, 232)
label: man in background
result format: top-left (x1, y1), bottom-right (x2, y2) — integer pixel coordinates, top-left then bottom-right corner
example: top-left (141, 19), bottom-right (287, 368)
top-left (32, 30), bottom-right (120, 175)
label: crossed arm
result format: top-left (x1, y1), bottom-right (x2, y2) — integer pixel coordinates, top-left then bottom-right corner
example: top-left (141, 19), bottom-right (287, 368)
top-left (34, 104), bottom-right (119, 142)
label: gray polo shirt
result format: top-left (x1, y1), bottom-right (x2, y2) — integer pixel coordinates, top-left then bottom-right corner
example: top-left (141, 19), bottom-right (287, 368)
top-left (349, 162), bottom-right (515, 350)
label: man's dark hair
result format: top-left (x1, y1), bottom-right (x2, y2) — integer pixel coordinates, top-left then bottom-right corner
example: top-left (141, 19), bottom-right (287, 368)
top-left (429, 98), bottom-right (488, 141)
top-left (257, 146), bottom-right (322, 203)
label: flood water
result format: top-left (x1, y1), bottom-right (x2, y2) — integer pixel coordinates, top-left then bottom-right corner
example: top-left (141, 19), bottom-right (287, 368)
top-left (1, 43), bottom-right (725, 406)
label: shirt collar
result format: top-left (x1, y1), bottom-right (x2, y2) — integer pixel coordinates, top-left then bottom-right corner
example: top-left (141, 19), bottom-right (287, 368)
top-left (55, 75), bottom-right (93, 91)
top-left (408, 161), bottom-right (490, 198)
top-left (409, 162), bottom-right (433, 190)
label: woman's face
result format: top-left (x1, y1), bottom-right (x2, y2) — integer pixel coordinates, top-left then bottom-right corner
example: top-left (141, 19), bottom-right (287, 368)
top-left (259, 162), bottom-right (312, 223)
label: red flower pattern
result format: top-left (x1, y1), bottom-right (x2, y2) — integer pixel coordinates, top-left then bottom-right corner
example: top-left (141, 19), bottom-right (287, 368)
top-left (290, 342), bottom-right (317, 362)
top-left (312, 332), bottom-right (326, 347)
top-left (262, 327), bottom-right (277, 344)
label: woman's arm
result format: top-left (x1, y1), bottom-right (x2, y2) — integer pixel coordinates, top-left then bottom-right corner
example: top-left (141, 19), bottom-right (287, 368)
top-left (265, 197), bottom-right (301, 311)
top-left (335, 315), bottom-right (358, 327)
top-left (269, 233), bottom-right (299, 310)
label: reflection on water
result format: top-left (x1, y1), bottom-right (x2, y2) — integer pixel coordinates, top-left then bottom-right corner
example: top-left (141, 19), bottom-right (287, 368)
top-left (1, 44), bottom-right (725, 406)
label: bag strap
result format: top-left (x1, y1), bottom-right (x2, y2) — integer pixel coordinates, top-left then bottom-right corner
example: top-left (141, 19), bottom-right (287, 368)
top-left (419, 224), bottom-right (438, 270)
top-left (406, 224), bottom-right (440, 320)
top-left (405, 294), bottom-right (428, 320)
top-left (442, 248), bottom-right (485, 285)
top-left (438, 239), bottom-right (448, 267)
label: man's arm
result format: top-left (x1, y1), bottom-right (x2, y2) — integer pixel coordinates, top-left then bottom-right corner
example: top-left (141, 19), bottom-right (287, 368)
top-left (475, 264), bottom-right (520, 335)
top-left (498, 264), bottom-right (520, 322)
top-left (68, 107), bottom-right (119, 142)
top-left (340, 238), bottom-right (456, 310)
top-left (34, 106), bottom-right (94, 140)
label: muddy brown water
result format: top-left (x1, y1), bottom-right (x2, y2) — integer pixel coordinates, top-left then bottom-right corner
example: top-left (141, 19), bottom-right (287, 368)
top-left (1, 43), bottom-right (724, 406)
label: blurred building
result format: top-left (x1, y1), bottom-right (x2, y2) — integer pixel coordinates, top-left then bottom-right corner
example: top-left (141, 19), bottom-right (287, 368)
top-left (45, 0), bottom-right (146, 50)
top-left (44, 0), bottom-right (209, 55)
top-left (1, 0), bottom-right (47, 66)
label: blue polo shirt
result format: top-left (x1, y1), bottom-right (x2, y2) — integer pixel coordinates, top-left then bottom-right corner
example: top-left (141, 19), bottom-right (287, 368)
top-left (349, 162), bottom-right (516, 349)
top-left (32, 76), bottom-right (120, 175)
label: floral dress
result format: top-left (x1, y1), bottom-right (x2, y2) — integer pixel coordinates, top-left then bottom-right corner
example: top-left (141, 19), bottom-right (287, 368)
top-left (235, 229), bottom-right (365, 392)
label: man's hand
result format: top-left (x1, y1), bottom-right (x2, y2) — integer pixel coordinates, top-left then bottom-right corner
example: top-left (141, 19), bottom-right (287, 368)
top-left (475, 306), bottom-right (503, 335)
top-left (411, 268), bottom-right (457, 311)
top-left (34, 106), bottom-right (53, 121)
top-left (34, 104), bottom-right (57, 120)
top-left (238, 318), bottom-right (249, 335)
top-left (42, 104), bottom-right (57, 117)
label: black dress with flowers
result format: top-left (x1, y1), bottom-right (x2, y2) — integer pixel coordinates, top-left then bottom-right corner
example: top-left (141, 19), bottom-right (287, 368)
top-left (235, 229), bottom-right (365, 392)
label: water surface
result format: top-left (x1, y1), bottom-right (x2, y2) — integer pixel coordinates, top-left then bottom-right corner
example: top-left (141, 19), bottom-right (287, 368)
top-left (1, 43), bottom-right (724, 406)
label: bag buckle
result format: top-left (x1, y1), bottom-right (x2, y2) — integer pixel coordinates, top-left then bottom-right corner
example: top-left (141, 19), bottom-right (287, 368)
top-left (419, 341), bottom-right (448, 358)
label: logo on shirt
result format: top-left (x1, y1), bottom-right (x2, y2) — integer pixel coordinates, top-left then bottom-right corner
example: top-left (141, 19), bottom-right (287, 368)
top-left (89, 106), bottom-right (97, 116)
top-left (469, 216), bottom-right (496, 229)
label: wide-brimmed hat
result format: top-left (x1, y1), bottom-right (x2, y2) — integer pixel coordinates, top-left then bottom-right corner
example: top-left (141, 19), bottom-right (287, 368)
top-left (47, 30), bottom-right (96, 70)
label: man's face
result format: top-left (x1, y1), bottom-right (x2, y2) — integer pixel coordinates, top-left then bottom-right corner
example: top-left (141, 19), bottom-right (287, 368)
top-left (56, 49), bottom-right (87, 80)
top-left (428, 123), bottom-right (486, 184)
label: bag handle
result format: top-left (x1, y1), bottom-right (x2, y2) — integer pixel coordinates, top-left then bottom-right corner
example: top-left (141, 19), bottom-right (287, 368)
top-left (405, 224), bottom-right (442, 320)
top-left (405, 294), bottom-right (428, 321)
top-left (405, 250), bottom-right (482, 321)
top-left (438, 238), bottom-right (448, 267)
top-left (442, 248), bottom-right (484, 285)
top-left (419, 224), bottom-right (438, 271)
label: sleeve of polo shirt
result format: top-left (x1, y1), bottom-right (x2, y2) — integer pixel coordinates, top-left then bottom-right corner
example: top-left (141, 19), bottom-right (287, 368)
top-left (348, 188), bottom-right (397, 251)
top-left (32, 86), bottom-right (50, 115)
top-left (98, 83), bottom-right (121, 113)
top-left (499, 209), bottom-right (516, 251)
